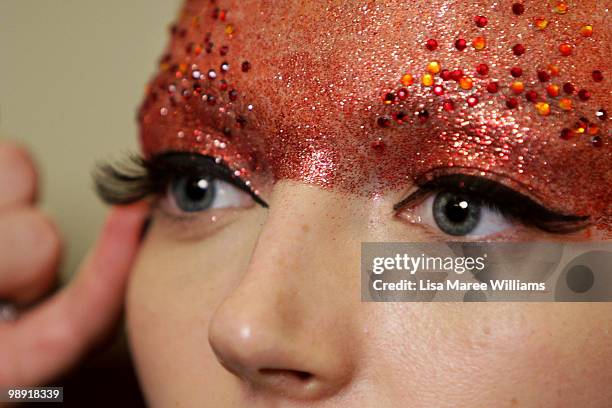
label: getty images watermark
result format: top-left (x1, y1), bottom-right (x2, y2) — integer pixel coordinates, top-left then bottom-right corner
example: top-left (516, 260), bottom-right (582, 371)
top-left (361, 242), bottom-right (612, 302)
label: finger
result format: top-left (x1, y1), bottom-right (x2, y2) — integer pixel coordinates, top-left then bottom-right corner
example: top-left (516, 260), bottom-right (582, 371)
top-left (0, 208), bottom-right (61, 304)
top-left (0, 142), bottom-right (38, 210)
top-left (0, 201), bottom-right (149, 386)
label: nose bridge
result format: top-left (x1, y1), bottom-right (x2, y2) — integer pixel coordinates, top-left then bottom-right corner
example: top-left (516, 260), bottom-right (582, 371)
top-left (208, 182), bottom-right (358, 399)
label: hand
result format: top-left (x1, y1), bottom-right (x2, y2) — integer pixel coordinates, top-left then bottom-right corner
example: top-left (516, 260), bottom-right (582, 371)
top-left (0, 141), bottom-right (148, 386)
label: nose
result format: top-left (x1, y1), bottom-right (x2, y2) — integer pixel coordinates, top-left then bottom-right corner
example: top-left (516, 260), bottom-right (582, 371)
top-left (208, 182), bottom-right (357, 401)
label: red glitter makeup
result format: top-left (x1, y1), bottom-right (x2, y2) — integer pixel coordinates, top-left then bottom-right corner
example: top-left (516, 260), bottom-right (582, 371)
top-left (139, 0), bottom-right (611, 235)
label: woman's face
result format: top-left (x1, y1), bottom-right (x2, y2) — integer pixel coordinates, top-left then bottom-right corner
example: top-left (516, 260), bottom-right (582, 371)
top-left (126, 0), bottom-right (611, 406)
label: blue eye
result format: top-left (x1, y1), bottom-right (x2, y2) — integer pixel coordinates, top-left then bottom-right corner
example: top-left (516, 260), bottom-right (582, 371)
top-left (164, 174), bottom-right (254, 215)
top-left (416, 191), bottom-right (511, 237)
top-left (170, 175), bottom-right (216, 212)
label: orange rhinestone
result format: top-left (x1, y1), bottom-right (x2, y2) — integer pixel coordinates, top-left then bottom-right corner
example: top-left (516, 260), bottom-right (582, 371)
top-left (535, 102), bottom-right (551, 116)
top-left (580, 25), bottom-right (593, 37)
top-left (546, 84), bottom-right (560, 97)
top-left (400, 73), bottom-right (414, 86)
top-left (472, 36), bottom-right (486, 50)
top-left (553, 2), bottom-right (568, 14)
top-left (548, 64), bottom-right (560, 76)
top-left (559, 98), bottom-right (573, 111)
top-left (422, 73), bottom-right (434, 86)
top-left (224, 24), bottom-right (235, 35)
top-left (559, 42), bottom-right (573, 56)
top-left (588, 125), bottom-right (600, 135)
top-left (426, 61), bottom-right (441, 74)
top-left (459, 76), bottom-right (474, 90)
top-left (534, 17), bottom-right (549, 30)
top-left (510, 81), bottom-right (524, 94)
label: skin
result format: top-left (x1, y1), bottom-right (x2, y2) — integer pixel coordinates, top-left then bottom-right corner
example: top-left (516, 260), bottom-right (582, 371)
top-left (130, 0), bottom-right (612, 406)
top-left (0, 0), bottom-right (610, 407)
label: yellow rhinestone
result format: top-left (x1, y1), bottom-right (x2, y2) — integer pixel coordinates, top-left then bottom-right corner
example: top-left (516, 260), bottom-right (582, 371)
top-left (472, 36), bottom-right (486, 50)
top-left (422, 73), bottom-right (434, 86)
top-left (459, 77), bottom-right (474, 90)
top-left (426, 61), bottom-right (441, 74)
top-left (400, 73), bottom-right (414, 86)
top-left (559, 98), bottom-right (573, 111)
top-left (535, 102), bottom-right (551, 116)
top-left (580, 25), bottom-right (593, 37)
top-left (553, 2), bottom-right (568, 14)
top-left (534, 17), bottom-right (549, 30)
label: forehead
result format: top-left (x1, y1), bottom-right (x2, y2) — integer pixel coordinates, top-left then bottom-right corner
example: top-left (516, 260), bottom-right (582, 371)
top-left (139, 0), bottom-right (610, 216)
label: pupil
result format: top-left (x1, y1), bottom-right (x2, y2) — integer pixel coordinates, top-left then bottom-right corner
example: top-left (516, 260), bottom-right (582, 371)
top-left (185, 178), bottom-right (209, 201)
top-left (445, 199), bottom-right (470, 223)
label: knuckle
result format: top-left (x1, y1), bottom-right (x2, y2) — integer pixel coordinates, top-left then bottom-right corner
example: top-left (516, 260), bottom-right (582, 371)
top-left (0, 142), bottom-right (38, 202)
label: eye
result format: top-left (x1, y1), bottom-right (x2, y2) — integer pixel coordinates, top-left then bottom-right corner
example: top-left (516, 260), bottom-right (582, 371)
top-left (393, 174), bottom-right (589, 238)
top-left (163, 174), bottom-right (253, 214)
top-left (416, 191), bottom-right (511, 237)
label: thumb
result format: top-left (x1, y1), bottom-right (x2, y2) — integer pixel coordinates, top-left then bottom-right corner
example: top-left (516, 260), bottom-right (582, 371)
top-left (0, 202), bottom-right (149, 386)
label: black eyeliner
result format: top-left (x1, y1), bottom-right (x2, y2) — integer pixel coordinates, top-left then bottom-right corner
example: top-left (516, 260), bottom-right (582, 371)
top-left (93, 152), bottom-right (268, 208)
top-left (394, 174), bottom-right (589, 234)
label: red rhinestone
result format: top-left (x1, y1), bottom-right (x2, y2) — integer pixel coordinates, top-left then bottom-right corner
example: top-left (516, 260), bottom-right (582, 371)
top-left (228, 89), bottom-right (238, 101)
top-left (560, 128), bottom-right (575, 140)
top-left (455, 39), bottom-right (467, 51)
top-left (451, 69), bottom-right (463, 81)
top-left (371, 139), bottom-right (386, 151)
top-left (592, 136), bottom-right (602, 147)
top-left (474, 15), bottom-right (488, 27)
top-left (433, 85), bottom-right (444, 96)
top-left (525, 90), bottom-right (538, 102)
top-left (394, 111), bottom-right (408, 123)
top-left (241, 61), bottom-right (251, 72)
top-left (425, 39), bottom-right (438, 51)
top-left (383, 92), bottom-right (396, 104)
top-left (443, 100), bottom-right (455, 111)
top-left (596, 108), bottom-right (607, 120)
top-left (467, 96), bottom-right (479, 107)
top-left (486, 82), bottom-right (499, 93)
top-left (377, 116), bottom-right (391, 128)
top-left (563, 82), bottom-right (576, 94)
top-left (440, 69), bottom-right (452, 81)
top-left (506, 97), bottom-right (519, 109)
top-left (476, 63), bottom-right (489, 75)
top-left (512, 44), bottom-right (526, 56)
top-left (537, 70), bottom-right (551, 82)
top-left (578, 89), bottom-right (591, 101)
top-left (510, 67), bottom-right (523, 77)
top-left (397, 88), bottom-right (409, 100)
top-left (417, 109), bottom-right (430, 121)
top-left (512, 3), bottom-right (525, 15)
top-left (592, 70), bottom-right (604, 82)
top-left (219, 45), bottom-right (229, 56)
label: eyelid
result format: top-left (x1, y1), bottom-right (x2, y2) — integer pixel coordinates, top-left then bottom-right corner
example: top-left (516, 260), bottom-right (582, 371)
top-left (394, 172), bottom-right (590, 234)
top-left (93, 151), bottom-right (269, 208)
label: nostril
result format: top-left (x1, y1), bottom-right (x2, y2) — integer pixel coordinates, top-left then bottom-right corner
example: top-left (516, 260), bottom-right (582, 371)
top-left (259, 368), bottom-right (314, 382)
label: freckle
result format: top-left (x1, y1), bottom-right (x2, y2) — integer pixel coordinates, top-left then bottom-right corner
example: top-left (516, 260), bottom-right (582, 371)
top-left (510, 397), bottom-right (519, 406)
top-left (301, 224), bottom-right (310, 233)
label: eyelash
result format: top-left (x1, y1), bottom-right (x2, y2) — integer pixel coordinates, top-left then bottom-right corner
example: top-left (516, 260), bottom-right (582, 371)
top-left (94, 152), bottom-right (589, 234)
top-left (93, 152), bottom-right (268, 208)
top-left (394, 174), bottom-right (590, 234)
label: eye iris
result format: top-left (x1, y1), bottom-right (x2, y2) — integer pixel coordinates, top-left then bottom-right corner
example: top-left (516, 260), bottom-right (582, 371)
top-left (172, 176), bottom-right (215, 212)
top-left (433, 191), bottom-right (482, 236)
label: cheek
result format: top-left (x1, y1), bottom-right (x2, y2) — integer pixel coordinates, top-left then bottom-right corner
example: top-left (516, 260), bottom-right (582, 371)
top-left (125, 216), bottom-right (262, 406)
top-left (364, 303), bottom-right (612, 406)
